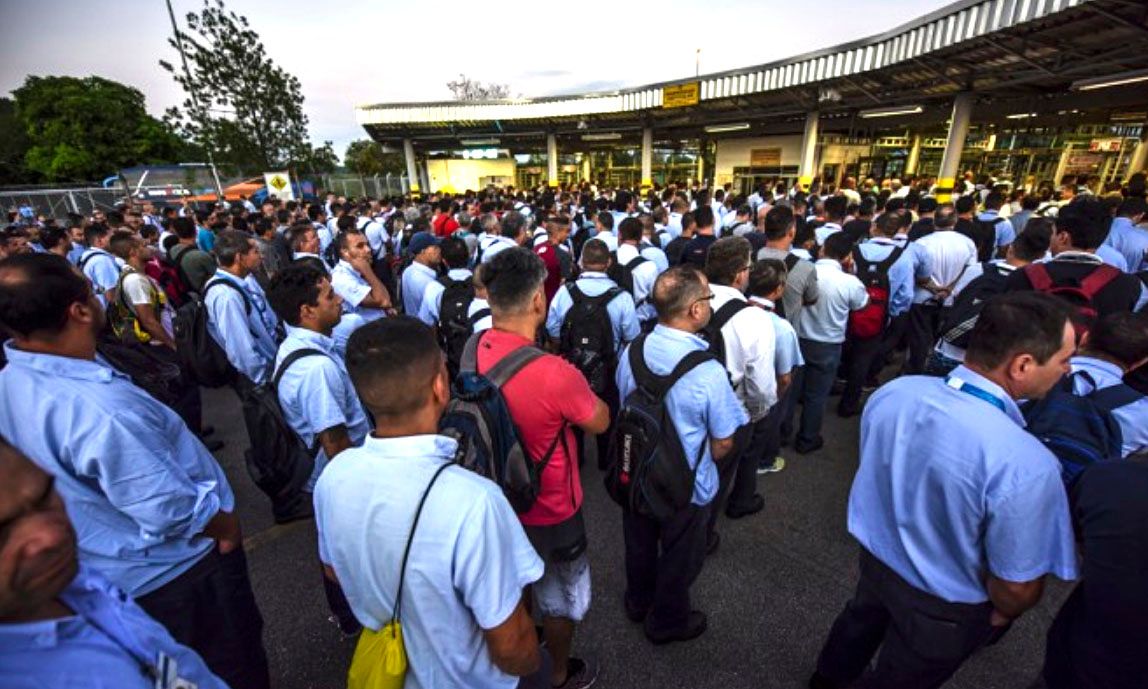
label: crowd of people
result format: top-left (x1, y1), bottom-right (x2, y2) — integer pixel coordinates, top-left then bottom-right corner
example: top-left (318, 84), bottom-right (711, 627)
top-left (1, 168), bottom-right (1147, 689)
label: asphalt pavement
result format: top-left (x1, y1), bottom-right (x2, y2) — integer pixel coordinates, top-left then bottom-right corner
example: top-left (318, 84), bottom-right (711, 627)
top-left (203, 383), bottom-right (1069, 689)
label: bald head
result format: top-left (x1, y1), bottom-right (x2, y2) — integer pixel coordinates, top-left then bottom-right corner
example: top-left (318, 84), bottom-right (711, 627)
top-left (653, 265), bottom-right (709, 322)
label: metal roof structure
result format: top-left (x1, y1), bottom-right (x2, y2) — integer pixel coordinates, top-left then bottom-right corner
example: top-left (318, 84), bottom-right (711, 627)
top-left (357, 0), bottom-right (1148, 150)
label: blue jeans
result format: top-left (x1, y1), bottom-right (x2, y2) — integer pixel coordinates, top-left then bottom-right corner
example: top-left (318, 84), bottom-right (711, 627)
top-left (797, 339), bottom-right (843, 447)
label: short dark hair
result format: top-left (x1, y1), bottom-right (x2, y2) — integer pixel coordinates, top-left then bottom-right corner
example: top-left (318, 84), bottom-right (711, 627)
top-left (984, 191), bottom-right (1004, 210)
top-left (954, 195), bottom-right (976, 214)
top-left (934, 205), bottom-right (957, 229)
top-left (1013, 220), bottom-right (1052, 261)
top-left (1083, 312), bottom-right (1148, 369)
top-left (254, 217), bottom-right (274, 237)
top-left (821, 230), bottom-right (854, 260)
top-left (500, 210), bottom-right (527, 239)
top-left (704, 236), bottom-right (751, 286)
top-left (824, 196), bottom-right (848, 220)
top-left (918, 197), bottom-right (938, 214)
top-left (652, 265), bottom-right (708, 321)
top-left (618, 217), bottom-right (643, 243)
top-left (38, 225), bottom-right (69, 252)
top-left (345, 316), bottom-right (443, 420)
top-left (267, 262), bottom-right (327, 326)
top-left (484, 247), bottom-right (546, 315)
top-left (1056, 196), bottom-right (1110, 250)
top-left (107, 230), bottom-right (140, 260)
top-left (965, 292), bottom-right (1070, 369)
top-left (747, 258), bottom-right (786, 298)
top-left (1117, 196), bottom-right (1147, 218)
top-left (0, 253), bottom-right (91, 338)
top-left (213, 229), bottom-right (254, 267)
top-left (693, 205), bottom-right (715, 229)
top-left (440, 236), bottom-right (469, 269)
top-left (580, 238), bottom-right (610, 268)
top-left (764, 206), bottom-right (794, 240)
top-left (597, 211), bottom-right (615, 232)
top-left (873, 211), bottom-right (902, 238)
top-left (336, 229), bottom-right (364, 255)
top-left (172, 216), bottom-right (197, 240)
top-left (83, 223), bottom-right (110, 246)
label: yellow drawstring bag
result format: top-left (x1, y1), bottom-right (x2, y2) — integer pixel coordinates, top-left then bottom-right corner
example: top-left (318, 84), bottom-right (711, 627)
top-left (347, 463), bottom-right (452, 689)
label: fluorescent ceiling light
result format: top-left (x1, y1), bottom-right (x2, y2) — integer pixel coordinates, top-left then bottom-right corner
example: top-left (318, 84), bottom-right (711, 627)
top-left (703, 123), bottom-right (751, 133)
top-left (1006, 113), bottom-right (1038, 119)
top-left (581, 133), bottom-right (622, 141)
top-left (1072, 69), bottom-right (1148, 91)
top-left (459, 138), bottom-right (500, 146)
top-left (858, 105), bottom-right (923, 119)
top-left (1111, 111), bottom-right (1147, 123)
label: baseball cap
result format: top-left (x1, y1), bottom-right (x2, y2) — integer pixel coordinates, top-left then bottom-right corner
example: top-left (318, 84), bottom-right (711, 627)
top-left (408, 231), bottom-right (441, 255)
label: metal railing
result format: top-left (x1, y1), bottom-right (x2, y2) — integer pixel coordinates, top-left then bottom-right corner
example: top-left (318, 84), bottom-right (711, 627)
top-left (318, 173), bottom-right (410, 199)
top-left (0, 186), bottom-right (129, 220)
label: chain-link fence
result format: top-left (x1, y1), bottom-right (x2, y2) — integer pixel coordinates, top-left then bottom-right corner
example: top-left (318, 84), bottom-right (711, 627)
top-left (317, 174), bottom-right (410, 199)
top-left (0, 186), bottom-right (129, 221)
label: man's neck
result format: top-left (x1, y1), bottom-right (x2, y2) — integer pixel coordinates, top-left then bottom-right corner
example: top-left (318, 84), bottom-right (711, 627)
top-left (220, 265), bottom-right (246, 279)
top-left (371, 412), bottom-right (440, 439)
top-left (12, 334), bottom-right (96, 362)
top-left (659, 318), bottom-right (700, 335)
top-left (1078, 350), bottom-right (1127, 372)
top-left (765, 238), bottom-right (792, 250)
top-left (493, 316), bottom-right (539, 343)
top-left (963, 361), bottom-right (1021, 400)
top-left (696, 228), bottom-right (714, 237)
top-left (178, 237), bottom-right (195, 247)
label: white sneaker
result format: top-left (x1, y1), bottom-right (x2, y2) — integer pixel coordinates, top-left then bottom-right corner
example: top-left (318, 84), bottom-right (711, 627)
top-left (757, 457), bottom-right (786, 475)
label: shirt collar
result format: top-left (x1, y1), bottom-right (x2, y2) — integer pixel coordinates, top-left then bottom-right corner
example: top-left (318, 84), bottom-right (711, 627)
top-left (284, 324), bottom-right (337, 354)
top-left (1052, 250), bottom-right (1103, 264)
top-left (1071, 355), bottom-right (1124, 381)
top-left (868, 237), bottom-right (898, 247)
top-left (360, 433), bottom-right (459, 461)
top-left (408, 261), bottom-right (437, 278)
top-left (947, 364), bottom-right (1026, 426)
top-left (446, 268), bottom-right (472, 281)
top-left (211, 269), bottom-right (247, 287)
top-left (711, 283), bottom-right (747, 301)
top-left (651, 323), bottom-right (708, 349)
top-left (815, 258), bottom-right (843, 272)
top-left (579, 271), bottom-right (609, 279)
top-left (748, 296), bottom-right (775, 310)
top-left (2, 342), bottom-right (123, 383)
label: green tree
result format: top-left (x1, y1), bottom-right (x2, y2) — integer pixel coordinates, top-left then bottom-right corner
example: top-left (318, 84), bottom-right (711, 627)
top-left (10, 76), bottom-right (189, 183)
top-left (344, 139), bottom-right (405, 176)
top-left (161, 0), bottom-right (310, 174)
top-left (0, 98), bottom-right (32, 184)
top-left (303, 141), bottom-right (339, 174)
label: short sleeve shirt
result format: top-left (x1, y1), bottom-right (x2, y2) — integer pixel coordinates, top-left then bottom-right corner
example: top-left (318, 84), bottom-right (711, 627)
top-left (476, 329), bottom-right (598, 526)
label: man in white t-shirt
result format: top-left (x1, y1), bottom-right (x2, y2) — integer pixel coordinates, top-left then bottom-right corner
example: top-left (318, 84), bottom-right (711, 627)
top-left (316, 317), bottom-right (547, 689)
top-left (906, 205), bottom-right (977, 374)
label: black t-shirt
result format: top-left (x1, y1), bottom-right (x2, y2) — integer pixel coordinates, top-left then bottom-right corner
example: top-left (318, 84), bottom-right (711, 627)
top-left (743, 231), bottom-right (767, 257)
top-left (1045, 461), bottom-right (1148, 687)
top-left (842, 219), bottom-right (872, 243)
top-left (664, 236), bottom-right (689, 266)
top-left (1004, 256), bottom-right (1143, 320)
top-left (956, 217), bottom-right (997, 262)
top-left (908, 217), bottom-right (935, 242)
top-left (680, 234), bottom-right (717, 267)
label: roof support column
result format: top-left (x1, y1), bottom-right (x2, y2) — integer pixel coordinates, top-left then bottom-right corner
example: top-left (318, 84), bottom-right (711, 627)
top-left (798, 111), bottom-right (820, 192)
top-left (905, 133), bottom-right (922, 176)
top-left (641, 126), bottom-right (654, 192)
top-left (696, 140), bottom-right (706, 187)
top-left (581, 154), bottom-right (591, 184)
top-left (403, 139), bottom-right (420, 198)
top-left (936, 94), bottom-right (974, 203)
top-left (547, 133), bottom-right (559, 188)
top-left (1126, 118), bottom-right (1148, 181)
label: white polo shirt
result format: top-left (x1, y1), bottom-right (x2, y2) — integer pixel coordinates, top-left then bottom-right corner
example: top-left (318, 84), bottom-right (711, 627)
top-left (796, 259), bottom-right (869, 344)
top-left (711, 284), bottom-right (777, 421)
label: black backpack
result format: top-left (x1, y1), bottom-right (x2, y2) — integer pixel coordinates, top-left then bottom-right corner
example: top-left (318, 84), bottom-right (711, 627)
top-left (700, 299), bottom-right (749, 370)
top-left (605, 334), bottom-right (717, 521)
top-left (437, 275), bottom-right (478, 380)
top-left (938, 262), bottom-right (1012, 350)
top-left (172, 279), bottom-right (251, 388)
top-left (236, 348), bottom-right (324, 523)
top-left (966, 218), bottom-right (998, 262)
top-left (607, 254), bottom-right (648, 299)
top-left (559, 284), bottom-right (623, 395)
top-left (439, 333), bottom-right (567, 514)
top-left (1021, 371), bottom-right (1143, 485)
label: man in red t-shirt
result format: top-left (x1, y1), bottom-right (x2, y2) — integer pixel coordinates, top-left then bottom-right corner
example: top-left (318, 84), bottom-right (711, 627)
top-left (477, 246), bottom-right (610, 689)
top-left (432, 198), bottom-right (460, 238)
top-left (533, 215), bottom-right (572, 305)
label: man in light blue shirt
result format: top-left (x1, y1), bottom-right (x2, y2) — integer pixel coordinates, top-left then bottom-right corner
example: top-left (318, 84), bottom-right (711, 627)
top-left (401, 231), bottom-right (442, 316)
top-left (1067, 312), bottom-right (1148, 458)
top-left (1102, 197), bottom-right (1148, 272)
top-left (205, 230), bottom-right (278, 384)
top-left (811, 292), bottom-right (1079, 689)
top-left (331, 229), bottom-right (393, 323)
top-left (418, 236), bottom-right (473, 326)
top-left (317, 317), bottom-right (547, 689)
top-left (976, 191), bottom-right (1016, 253)
top-left (78, 223), bottom-right (120, 303)
top-left (614, 265), bottom-right (746, 645)
top-left (0, 253), bottom-right (268, 689)
top-left (0, 440), bottom-right (229, 689)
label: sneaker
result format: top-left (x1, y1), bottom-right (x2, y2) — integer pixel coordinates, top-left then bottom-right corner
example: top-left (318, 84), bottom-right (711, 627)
top-left (553, 657), bottom-right (599, 689)
top-left (645, 610), bottom-right (708, 645)
top-left (794, 436), bottom-right (825, 455)
top-left (757, 457), bottom-right (786, 475)
top-left (725, 494), bottom-right (764, 519)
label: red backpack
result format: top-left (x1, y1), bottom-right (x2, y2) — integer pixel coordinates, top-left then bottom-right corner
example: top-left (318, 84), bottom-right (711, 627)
top-left (847, 245), bottom-right (904, 340)
top-left (144, 256), bottom-right (191, 309)
top-left (1022, 262), bottom-right (1121, 340)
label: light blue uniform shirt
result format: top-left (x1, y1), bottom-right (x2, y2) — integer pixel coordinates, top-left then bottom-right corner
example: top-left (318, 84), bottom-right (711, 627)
top-left (855, 237), bottom-right (917, 317)
top-left (205, 270), bottom-right (277, 384)
top-left (545, 272), bottom-right (640, 351)
top-left (67, 241), bottom-right (85, 265)
top-left (1103, 217), bottom-right (1148, 273)
top-left (615, 325), bottom-right (748, 506)
top-left (640, 242), bottom-right (670, 274)
top-left (0, 567), bottom-right (228, 689)
top-left (331, 260), bottom-right (386, 323)
top-left (977, 210), bottom-right (1016, 247)
top-left (1095, 243), bottom-right (1130, 272)
top-left (402, 260), bottom-right (438, 316)
top-left (1070, 356), bottom-right (1148, 458)
top-left (0, 344), bottom-right (234, 596)
top-left (314, 435), bottom-right (544, 689)
top-left (275, 326), bottom-right (371, 490)
top-left (749, 297), bottom-right (804, 375)
top-left (418, 268), bottom-right (473, 326)
top-left (79, 248), bottom-right (120, 295)
top-left (480, 234), bottom-right (517, 263)
top-left (847, 365), bottom-right (1078, 603)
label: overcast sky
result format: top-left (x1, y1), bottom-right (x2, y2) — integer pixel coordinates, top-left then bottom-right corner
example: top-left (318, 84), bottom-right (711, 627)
top-left (1, 0), bottom-right (952, 159)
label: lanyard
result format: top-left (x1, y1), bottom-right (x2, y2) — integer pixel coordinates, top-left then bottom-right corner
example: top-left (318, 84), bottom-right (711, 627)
top-left (945, 375), bottom-right (1007, 413)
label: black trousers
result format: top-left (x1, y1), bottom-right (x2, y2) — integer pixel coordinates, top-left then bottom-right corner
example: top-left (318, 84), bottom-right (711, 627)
top-left (728, 413), bottom-right (772, 509)
top-left (815, 550), bottom-right (1006, 689)
top-left (905, 304), bottom-right (944, 375)
top-left (148, 345), bottom-right (205, 434)
top-left (137, 547), bottom-right (270, 689)
top-left (575, 381), bottom-right (618, 471)
top-left (839, 335), bottom-right (885, 414)
top-left (622, 504), bottom-right (709, 636)
top-left (709, 422), bottom-right (754, 536)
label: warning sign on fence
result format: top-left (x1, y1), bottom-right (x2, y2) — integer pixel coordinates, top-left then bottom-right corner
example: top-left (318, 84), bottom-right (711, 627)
top-left (263, 171), bottom-right (295, 200)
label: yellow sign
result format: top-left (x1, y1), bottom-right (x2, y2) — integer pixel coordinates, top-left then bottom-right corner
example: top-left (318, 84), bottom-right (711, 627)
top-left (750, 148), bottom-right (782, 167)
top-left (662, 82), bottom-right (700, 109)
top-left (263, 171), bottom-right (295, 200)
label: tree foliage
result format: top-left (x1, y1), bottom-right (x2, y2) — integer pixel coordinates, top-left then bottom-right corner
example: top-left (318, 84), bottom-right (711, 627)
top-left (7, 76), bottom-right (189, 183)
top-left (0, 98), bottom-right (31, 184)
top-left (303, 141), bottom-right (340, 174)
top-left (161, 0), bottom-right (310, 174)
top-left (343, 140), bottom-right (405, 176)
top-left (446, 74), bottom-right (511, 101)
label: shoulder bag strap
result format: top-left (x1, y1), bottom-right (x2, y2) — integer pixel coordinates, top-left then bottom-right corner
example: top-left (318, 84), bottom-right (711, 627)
top-left (875, 245), bottom-right (905, 272)
top-left (486, 345), bottom-right (545, 388)
top-left (460, 331), bottom-right (483, 375)
top-left (1078, 264), bottom-right (1122, 298)
top-left (391, 461), bottom-right (452, 625)
top-left (272, 347), bottom-right (325, 388)
top-left (1088, 381), bottom-right (1145, 412)
top-left (204, 278), bottom-right (253, 314)
top-left (1024, 262), bottom-right (1053, 292)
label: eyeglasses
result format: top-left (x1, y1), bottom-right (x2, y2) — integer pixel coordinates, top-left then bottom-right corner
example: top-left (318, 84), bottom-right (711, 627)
top-left (692, 293), bottom-right (716, 306)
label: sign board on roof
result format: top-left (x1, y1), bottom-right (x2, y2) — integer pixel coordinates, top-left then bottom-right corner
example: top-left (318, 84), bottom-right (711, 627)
top-left (750, 148), bottom-right (782, 167)
top-left (263, 171), bottom-right (295, 201)
top-left (662, 82), bottom-right (700, 109)
top-left (1088, 138), bottom-right (1123, 153)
